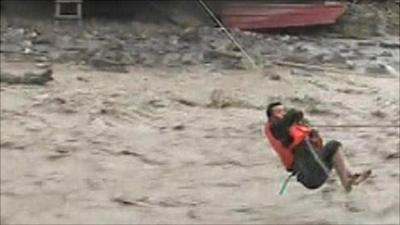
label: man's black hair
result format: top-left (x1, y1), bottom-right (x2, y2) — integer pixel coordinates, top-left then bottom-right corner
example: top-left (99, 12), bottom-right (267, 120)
top-left (266, 102), bottom-right (283, 118)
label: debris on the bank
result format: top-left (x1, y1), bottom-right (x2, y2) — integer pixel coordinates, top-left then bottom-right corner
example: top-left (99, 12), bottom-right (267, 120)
top-left (0, 69), bottom-right (53, 85)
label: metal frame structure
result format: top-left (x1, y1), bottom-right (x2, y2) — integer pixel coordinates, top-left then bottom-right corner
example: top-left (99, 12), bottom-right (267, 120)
top-left (54, 0), bottom-right (83, 19)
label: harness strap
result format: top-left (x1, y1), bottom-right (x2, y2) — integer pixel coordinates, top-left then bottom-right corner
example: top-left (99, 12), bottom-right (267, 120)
top-left (279, 172), bottom-right (295, 195)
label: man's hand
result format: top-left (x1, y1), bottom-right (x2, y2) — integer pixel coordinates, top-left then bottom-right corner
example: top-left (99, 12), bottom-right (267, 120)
top-left (309, 129), bottom-right (323, 150)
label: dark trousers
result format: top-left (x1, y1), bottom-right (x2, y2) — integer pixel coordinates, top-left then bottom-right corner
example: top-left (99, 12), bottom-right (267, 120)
top-left (293, 140), bottom-right (342, 189)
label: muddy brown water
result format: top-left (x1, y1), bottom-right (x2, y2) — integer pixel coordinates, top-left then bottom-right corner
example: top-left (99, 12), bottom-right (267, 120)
top-left (1, 62), bottom-right (399, 224)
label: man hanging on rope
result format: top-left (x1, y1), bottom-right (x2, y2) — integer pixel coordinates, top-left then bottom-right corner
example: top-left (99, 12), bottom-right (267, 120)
top-left (264, 102), bottom-right (371, 192)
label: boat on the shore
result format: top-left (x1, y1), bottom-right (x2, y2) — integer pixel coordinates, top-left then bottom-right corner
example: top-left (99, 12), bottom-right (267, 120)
top-left (221, 2), bottom-right (345, 30)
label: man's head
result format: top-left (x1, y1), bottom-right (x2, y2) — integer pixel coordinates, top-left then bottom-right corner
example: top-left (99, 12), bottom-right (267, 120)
top-left (266, 102), bottom-right (286, 120)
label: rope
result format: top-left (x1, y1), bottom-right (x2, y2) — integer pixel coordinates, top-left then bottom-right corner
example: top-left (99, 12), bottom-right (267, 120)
top-left (312, 125), bottom-right (400, 128)
top-left (197, 0), bottom-right (259, 69)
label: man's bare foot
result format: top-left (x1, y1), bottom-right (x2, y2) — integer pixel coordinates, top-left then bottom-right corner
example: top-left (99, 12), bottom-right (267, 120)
top-left (352, 170), bottom-right (372, 185)
top-left (343, 170), bottom-right (372, 193)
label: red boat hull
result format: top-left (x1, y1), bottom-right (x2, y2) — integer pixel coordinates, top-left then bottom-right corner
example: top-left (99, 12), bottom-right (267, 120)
top-left (222, 3), bottom-right (345, 30)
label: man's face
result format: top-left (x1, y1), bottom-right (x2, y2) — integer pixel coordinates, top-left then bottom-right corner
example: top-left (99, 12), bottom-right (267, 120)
top-left (272, 105), bottom-right (286, 119)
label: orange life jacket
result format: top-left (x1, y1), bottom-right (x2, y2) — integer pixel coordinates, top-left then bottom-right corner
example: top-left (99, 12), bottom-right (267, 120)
top-left (264, 122), bottom-right (312, 171)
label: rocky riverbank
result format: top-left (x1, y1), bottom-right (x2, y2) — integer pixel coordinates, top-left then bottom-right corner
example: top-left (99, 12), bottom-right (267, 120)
top-left (1, 1), bottom-right (399, 76)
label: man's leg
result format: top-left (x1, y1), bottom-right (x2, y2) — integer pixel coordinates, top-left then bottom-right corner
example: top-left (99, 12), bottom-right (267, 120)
top-left (323, 141), bottom-right (371, 192)
top-left (332, 148), bottom-right (354, 192)
top-left (293, 145), bottom-right (329, 189)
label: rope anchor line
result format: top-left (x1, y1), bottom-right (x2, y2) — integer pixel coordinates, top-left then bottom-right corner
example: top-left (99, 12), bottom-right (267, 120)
top-left (197, 0), bottom-right (259, 69)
